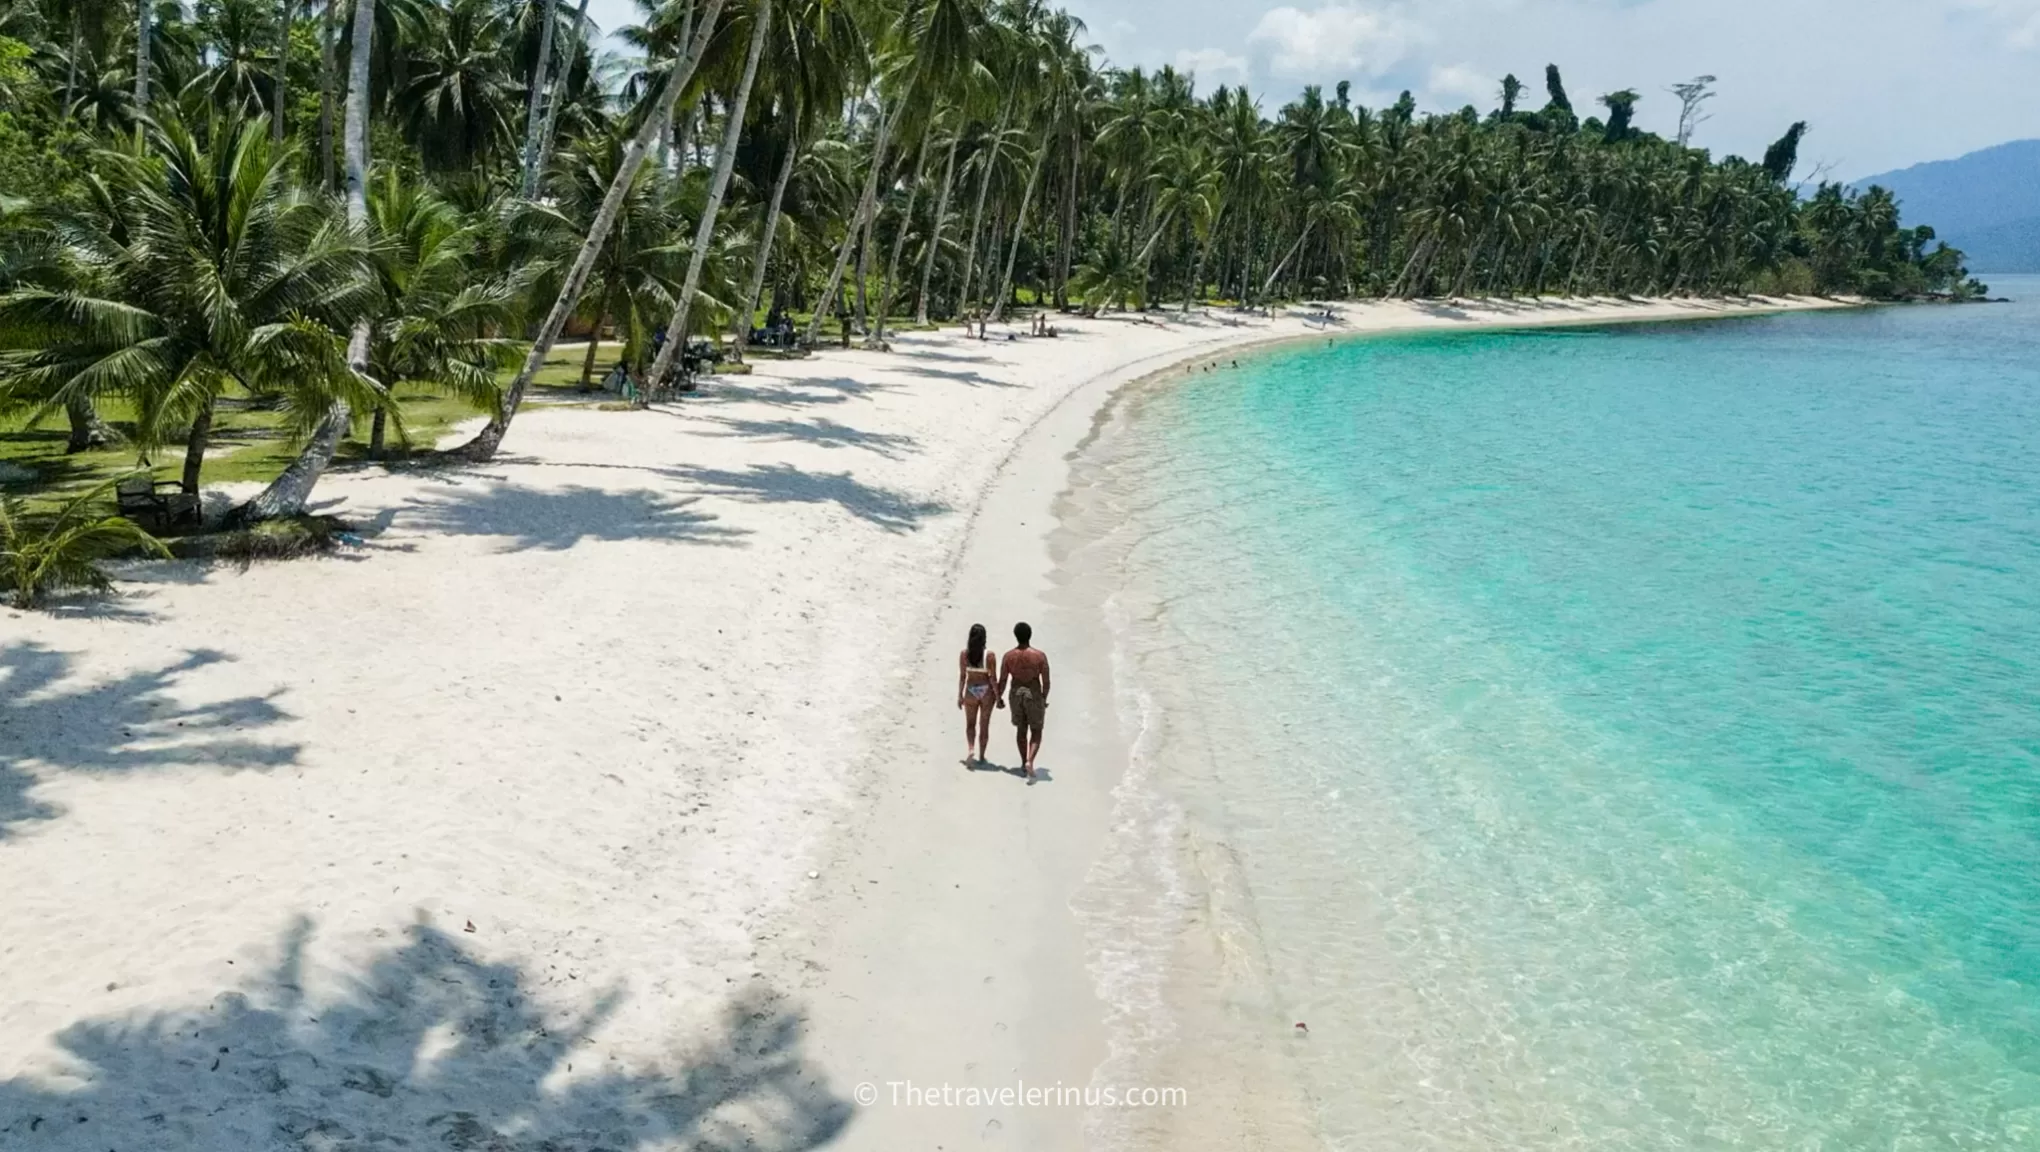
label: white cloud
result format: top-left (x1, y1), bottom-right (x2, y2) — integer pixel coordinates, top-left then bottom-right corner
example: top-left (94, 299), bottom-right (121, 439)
top-left (1176, 47), bottom-right (1251, 84)
top-left (1247, 3), bottom-right (1424, 78)
top-left (1426, 62), bottom-right (1496, 109)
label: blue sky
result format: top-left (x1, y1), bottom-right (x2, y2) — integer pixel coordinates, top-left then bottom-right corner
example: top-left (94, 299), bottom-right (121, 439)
top-left (581, 0), bottom-right (2040, 181)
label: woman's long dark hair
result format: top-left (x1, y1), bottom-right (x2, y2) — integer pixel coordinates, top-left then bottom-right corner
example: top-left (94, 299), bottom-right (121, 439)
top-left (966, 623), bottom-right (987, 670)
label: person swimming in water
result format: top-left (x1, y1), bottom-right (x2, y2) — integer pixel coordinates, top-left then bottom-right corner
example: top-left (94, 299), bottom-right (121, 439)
top-left (957, 623), bottom-right (1000, 763)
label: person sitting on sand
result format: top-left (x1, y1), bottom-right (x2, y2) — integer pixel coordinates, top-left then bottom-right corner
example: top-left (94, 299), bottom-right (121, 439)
top-left (999, 622), bottom-right (1051, 780)
top-left (957, 623), bottom-right (1000, 764)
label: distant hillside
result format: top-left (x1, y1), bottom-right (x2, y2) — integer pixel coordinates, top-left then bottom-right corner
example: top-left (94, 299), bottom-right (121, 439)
top-left (1853, 140), bottom-right (2040, 272)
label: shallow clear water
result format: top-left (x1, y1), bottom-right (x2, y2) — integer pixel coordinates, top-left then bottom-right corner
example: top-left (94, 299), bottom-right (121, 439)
top-left (1070, 284), bottom-right (2040, 1150)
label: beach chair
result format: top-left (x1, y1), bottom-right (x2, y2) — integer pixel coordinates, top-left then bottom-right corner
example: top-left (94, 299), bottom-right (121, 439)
top-left (115, 475), bottom-right (200, 531)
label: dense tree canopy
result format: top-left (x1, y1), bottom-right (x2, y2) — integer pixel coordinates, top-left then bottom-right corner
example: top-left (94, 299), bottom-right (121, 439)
top-left (0, 0), bottom-right (1988, 517)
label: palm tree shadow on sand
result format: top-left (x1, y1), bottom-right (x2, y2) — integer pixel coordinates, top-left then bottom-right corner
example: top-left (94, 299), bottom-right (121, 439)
top-left (0, 642), bottom-right (301, 840)
top-left (0, 916), bottom-right (852, 1150)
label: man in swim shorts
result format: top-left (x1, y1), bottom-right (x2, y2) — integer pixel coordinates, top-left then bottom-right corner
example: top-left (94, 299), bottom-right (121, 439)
top-left (999, 622), bottom-right (1051, 780)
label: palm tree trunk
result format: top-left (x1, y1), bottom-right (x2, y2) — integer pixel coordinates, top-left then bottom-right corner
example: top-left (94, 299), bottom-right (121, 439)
top-left (1258, 221), bottom-right (1313, 305)
top-left (1056, 133), bottom-right (1079, 308)
top-left (873, 129), bottom-right (929, 343)
top-left (803, 100), bottom-right (897, 348)
top-left (64, 393), bottom-right (115, 453)
top-left (229, 0), bottom-right (378, 523)
top-left (456, 0), bottom-right (727, 460)
top-left (645, 0), bottom-right (769, 390)
top-left (518, 0), bottom-right (561, 196)
top-left (978, 212), bottom-right (1003, 317)
top-left (988, 138), bottom-right (1047, 324)
top-left (731, 133), bottom-right (797, 362)
top-left (1185, 204), bottom-right (1224, 312)
top-left (63, 12), bottom-right (81, 116)
top-left (661, 0), bottom-right (694, 173)
top-left (913, 129), bottom-right (959, 326)
top-left (273, 0), bottom-right (292, 144)
top-left (180, 401), bottom-right (213, 495)
top-left (853, 194), bottom-right (875, 332)
top-left (134, 0), bottom-right (152, 107)
top-left (579, 292), bottom-right (610, 388)
top-left (534, 0), bottom-right (591, 188)
top-left (318, 0), bottom-right (336, 190)
top-left (952, 98), bottom-right (1010, 319)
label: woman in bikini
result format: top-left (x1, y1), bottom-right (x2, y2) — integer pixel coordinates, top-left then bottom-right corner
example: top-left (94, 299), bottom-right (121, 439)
top-left (957, 623), bottom-right (1000, 764)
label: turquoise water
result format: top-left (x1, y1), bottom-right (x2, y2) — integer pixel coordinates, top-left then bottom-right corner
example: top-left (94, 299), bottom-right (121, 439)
top-left (1070, 286), bottom-right (2040, 1150)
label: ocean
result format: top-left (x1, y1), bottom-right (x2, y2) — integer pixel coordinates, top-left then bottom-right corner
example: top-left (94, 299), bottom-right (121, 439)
top-left (1062, 282), bottom-right (2040, 1150)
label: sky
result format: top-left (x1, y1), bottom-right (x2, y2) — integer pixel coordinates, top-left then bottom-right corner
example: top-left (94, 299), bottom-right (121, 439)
top-left (1056, 0), bottom-right (2040, 180)
top-left (574, 0), bottom-right (2040, 182)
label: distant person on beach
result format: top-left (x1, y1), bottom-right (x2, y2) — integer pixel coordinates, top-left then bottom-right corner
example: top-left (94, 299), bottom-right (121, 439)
top-left (957, 623), bottom-right (1000, 764)
top-left (999, 622), bottom-right (1051, 780)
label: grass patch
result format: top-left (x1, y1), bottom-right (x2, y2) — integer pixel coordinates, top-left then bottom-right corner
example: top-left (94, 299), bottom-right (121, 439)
top-left (2, 388), bottom-right (492, 512)
top-left (167, 513), bottom-right (353, 566)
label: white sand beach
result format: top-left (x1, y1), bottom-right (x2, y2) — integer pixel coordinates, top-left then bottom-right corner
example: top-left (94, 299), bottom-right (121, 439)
top-left (0, 296), bottom-right (1848, 1149)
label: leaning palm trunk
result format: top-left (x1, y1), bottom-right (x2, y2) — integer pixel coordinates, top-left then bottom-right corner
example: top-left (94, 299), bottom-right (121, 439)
top-left (660, 0), bottom-right (695, 172)
top-left (1257, 221), bottom-right (1313, 306)
top-left (134, 0), bottom-right (151, 105)
top-left (803, 101), bottom-right (897, 348)
top-left (230, 0), bottom-right (377, 524)
top-left (533, 0), bottom-right (591, 187)
top-left (987, 140), bottom-right (1048, 324)
top-left (853, 197), bottom-right (875, 331)
top-left (913, 131), bottom-right (959, 325)
top-left (518, 0), bottom-right (561, 196)
top-left (730, 135), bottom-right (797, 361)
top-left (645, 0), bottom-right (770, 391)
top-left (454, 0), bottom-right (727, 460)
top-left (729, 135), bottom-right (797, 362)
top-left (952, 99), bottom-right (1010, 319)
top-left (273, 0), bottom-right (292, 143)
top-left (872, 132), bottom-right (929, 343)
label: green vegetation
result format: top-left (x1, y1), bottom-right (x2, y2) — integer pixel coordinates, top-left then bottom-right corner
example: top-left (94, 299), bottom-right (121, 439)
top-left (0, 0), bottom-right (1987, 547)
top-left (1, 478), bottom-right (169, 607)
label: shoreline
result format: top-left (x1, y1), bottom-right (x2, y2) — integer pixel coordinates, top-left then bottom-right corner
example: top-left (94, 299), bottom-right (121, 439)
top-left (0, 295), bottom-right (1852, 1150)
top-left (776, 293), bottom-right (1859, 1151)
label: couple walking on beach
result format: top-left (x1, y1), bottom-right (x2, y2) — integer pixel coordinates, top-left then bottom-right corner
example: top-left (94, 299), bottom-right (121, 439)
top-left (957, 622), bottom-right (1051, 780)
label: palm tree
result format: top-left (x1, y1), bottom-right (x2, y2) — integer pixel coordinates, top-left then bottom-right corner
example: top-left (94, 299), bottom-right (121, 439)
top-left (0, 116), bottom-right (377, 505)
top-left (230, 0), bottom-right (375, 523)
top-left (645, 0), bottom-right (772, 389)
top-left (527, 123), bottom-right (684, 388)
top-left (357, 169), bottom-right (521, 456)
top-left (455, 0), bottom-right (728, 461)
top-left (396, 0), bottom-right (519, 174)
top-left (2, 479), bottom-right (171, 608)
top-left (516, 0), bottom-right (560, 194)
top-left (529, 0), bottom-right (593, 190)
